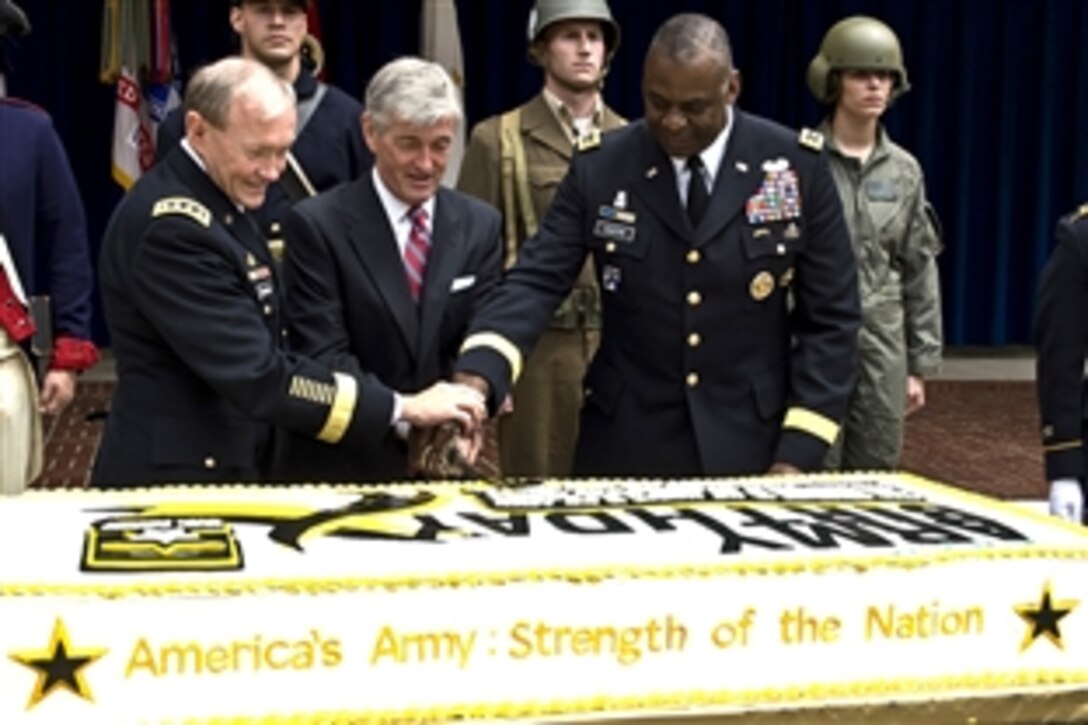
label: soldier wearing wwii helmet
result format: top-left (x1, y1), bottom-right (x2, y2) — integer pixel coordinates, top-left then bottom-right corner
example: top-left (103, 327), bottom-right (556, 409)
top-left (457, 0), bottom-right (627, 478)
top-left (810, 16), bottom-right (944, 473)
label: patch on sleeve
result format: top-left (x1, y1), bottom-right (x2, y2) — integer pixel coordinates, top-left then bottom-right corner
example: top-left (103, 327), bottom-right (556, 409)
top-left (288, 375), bottom-right (336, 406)
top-left (798, 127), bottom-right (824, 152)
top-left (152, 197), bottom-right (212, 227)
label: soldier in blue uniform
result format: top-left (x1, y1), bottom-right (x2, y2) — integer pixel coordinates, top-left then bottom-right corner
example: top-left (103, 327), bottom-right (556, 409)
top-left (1035, 203), bottom-right (1088, 525)
top-left (93, 58), bottom-right (484, 487)
top-left (0, 0), bottom-right (99, 491)
top-left (446, 13), bottom-right (860, 477)
top-left (156, 0), bottom-right (370, 260)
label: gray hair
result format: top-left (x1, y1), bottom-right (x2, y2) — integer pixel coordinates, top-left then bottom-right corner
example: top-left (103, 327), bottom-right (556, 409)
top-left (364, 56), bottom-right (463, 131)
top-left (184, 57), bottom-right (296, 128)
top-left (649, 13), bottom-right (733, 71)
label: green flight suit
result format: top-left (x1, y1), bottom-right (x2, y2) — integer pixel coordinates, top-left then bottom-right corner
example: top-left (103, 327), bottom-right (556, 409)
top-left (821, 122), bottom-right (943, 470)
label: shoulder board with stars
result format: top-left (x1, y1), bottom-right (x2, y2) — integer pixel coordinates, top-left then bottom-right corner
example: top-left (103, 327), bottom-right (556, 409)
top-left (576, 128), bottom-right (602, 152)
top-left (798, 127), bottom-right (824, 152)
top-left (152, 197), bottom-right (212, 227)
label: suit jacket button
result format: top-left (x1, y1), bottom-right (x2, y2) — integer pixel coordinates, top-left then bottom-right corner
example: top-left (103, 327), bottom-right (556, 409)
top-left (686, 372), bottom-right (700, 388)
top-left (204, 456), bottom-right (217, 469)
top-left (687, 249), bottom-right (701, 264)
top-left (687, 291), bottom-right (702, 307)
top-left (688, 332), bottom-right (701, 348)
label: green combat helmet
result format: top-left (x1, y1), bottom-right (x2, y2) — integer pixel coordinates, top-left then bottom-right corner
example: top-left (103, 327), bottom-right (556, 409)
top-left (527, 0), bottom-right (621, 68)
top-left (807, 16), bottom-right (910, 105)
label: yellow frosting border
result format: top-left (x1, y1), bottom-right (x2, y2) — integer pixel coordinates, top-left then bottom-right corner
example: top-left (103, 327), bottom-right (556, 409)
top-left (176, 670), bottom-right (1088, 723)
top-left (3, 546), bottom-right (1088, 598)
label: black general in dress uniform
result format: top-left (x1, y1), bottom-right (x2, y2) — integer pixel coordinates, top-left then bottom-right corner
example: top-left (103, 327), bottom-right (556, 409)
top-left (454, 14), bottom-right (860, 477)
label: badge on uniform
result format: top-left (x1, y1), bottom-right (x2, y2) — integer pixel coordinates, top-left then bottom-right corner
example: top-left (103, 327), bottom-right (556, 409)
top-left (602, 265), bottom-right (622, 293)
top-left (864, 179), bottom-right (899, 202)
top-left (598, 190), bottom-right (637, 225)
top-left (746, 158), bottom-right (801, 224)
top-left (595, 190), bottom-right (637, 244)
top-left (255, 280), bottom-right (275, 302)
top-left (750, 271), bottom-right (775, 301)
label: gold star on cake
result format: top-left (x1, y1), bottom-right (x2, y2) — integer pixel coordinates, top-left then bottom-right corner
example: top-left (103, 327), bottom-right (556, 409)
top-left (8, 618), bottom-right (106, 709)
top-left (1015, 581), bottom-right (1078, 652)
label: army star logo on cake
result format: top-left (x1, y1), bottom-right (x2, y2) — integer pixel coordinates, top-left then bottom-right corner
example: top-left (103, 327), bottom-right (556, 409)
top-left (8, 618), bottom-right (106, 709)
top-left (1014, 581), bottom-right (1079, 652)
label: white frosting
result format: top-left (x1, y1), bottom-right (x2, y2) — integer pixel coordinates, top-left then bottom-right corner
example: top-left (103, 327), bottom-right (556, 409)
top-left (0, 473), bottom-right (1085, 723)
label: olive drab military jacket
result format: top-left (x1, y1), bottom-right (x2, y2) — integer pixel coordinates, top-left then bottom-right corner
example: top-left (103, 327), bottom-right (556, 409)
top-left (458, 93), bottom-right (625, 328)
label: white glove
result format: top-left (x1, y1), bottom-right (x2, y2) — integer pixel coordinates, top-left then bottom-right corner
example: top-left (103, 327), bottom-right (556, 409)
top-left (1049, 478), bottom-right (1084, 523)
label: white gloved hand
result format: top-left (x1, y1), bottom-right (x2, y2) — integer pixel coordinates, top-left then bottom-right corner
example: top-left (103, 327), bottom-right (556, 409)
top-left (1049, 478), bottom-right (1084, 523)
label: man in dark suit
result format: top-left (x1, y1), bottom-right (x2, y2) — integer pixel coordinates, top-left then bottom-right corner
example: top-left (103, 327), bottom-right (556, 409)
top-left (156, 0), bottom-right (370, 262)
top-left (93, 58), bottom-right (485, 488)
top-left (1035, 203), bottom-right (1088, 525)
top-left (276, 57), bottom-right (503, 482)
top-left (445, 13), bottom-right (860, 477)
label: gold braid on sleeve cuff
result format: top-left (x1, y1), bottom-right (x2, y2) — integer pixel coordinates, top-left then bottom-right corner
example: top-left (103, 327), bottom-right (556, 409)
top-left (782, 407), bottom-right (839, 445)
top-left (317, 372), bottom-right (357, 444)
top-left (1044, 440), bottom-right (1083, 452)
top-left (459, 332), bottom-right (524, 382)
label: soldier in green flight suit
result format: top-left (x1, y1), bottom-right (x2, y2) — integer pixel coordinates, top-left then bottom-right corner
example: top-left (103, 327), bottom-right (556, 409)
top-left (457, 0), bottom-right (626, 477)
top-left (808, 16), bottom-right (944, 470)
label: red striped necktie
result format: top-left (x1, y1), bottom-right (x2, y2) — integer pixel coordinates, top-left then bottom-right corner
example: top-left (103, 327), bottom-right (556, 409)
top-left (404, 206), bottom-right (431, 301)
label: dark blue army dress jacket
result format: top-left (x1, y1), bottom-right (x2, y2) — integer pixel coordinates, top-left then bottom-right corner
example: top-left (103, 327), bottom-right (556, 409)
top-left (93, 148), bottom-right (393, 487)
top-left (457, 110), bottom-right (861, 477)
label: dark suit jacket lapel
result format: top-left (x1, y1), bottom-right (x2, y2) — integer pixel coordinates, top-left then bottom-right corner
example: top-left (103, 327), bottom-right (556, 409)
top-left (344, 175), bottom-right (420, 357)
top-left (696, 109), bottom-right (763, 247)
top-left (418, 189), bottom-right (464, 362)
top-left (629, 122), bottom-right (690, 241)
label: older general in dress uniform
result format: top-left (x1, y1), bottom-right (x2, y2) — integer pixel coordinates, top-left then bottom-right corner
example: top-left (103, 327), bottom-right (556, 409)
top-left (451, 13), bottom-right (861, 477)
top-left (92, 58), bottom-right (484, 487)
top-left (156, 0), bottom-right (370, 260)
top-left (457, 0), bottom-right (626, 477)
top-left (1035, 203), bottom-right (1088, 525)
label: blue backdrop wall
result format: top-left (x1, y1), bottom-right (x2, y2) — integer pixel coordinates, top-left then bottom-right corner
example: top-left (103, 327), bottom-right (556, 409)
top-left (5, 0), bottom-right (1088, 347)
